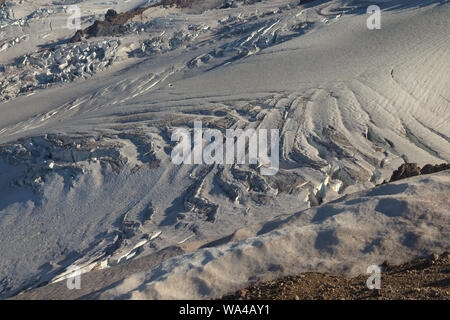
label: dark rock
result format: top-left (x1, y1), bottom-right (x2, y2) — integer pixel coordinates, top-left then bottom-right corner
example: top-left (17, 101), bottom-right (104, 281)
top-left (389, 163), bottom-right (421, 182)
top-left (68, 1), bottom-right (205, 42)
top-left (69, 6), bottom-right (153, 42)
top-left (161, 0), bottom-right (194, 8)
top-left (85, 20), bottom-right (128, 38)
top-left (420, 163), bottom-right (450, 175)
top-left (105, 9), bottom-right (118, 23)
top-left (70, 30), bottom-right (84, 43)
top-left (389, 162), bottom-right (450, 182)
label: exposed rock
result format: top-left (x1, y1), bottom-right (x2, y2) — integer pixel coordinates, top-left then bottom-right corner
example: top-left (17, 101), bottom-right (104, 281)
top-left (68, 0), bottom-right (267, 43)
top-left (161, 0), bottom-right (195, 8)
top-left (68, 0), bottom-right (210, 42)
top-left (69, 4), bottom-right (160, 42)
top-left (389, 163), bottom-right (421, 182)
top-left (420, 163), bottom-right (450, 175)
top-left (389, 162), bottom-right (450, 182)
top-left (105, 9), bottom-right (118, 23)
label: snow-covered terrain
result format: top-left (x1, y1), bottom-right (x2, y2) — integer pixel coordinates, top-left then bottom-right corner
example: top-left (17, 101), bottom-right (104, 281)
top-left (11, 170), bottom-right (450, 299)
top-left (0, 0), bottom-right (449, 299)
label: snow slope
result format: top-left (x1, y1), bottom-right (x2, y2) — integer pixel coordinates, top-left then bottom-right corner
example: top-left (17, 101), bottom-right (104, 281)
top-left (0, 0), bottom-right (449, 298)
top-left (92, 170), bottom-right (450, 299)
top-left (11, 170), bottom-right (450, 299)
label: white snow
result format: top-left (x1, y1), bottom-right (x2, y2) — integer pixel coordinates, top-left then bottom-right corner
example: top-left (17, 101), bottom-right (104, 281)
top-left (0, 0), bottom-right (449, 299)
top-left (93, 171), bottom-right (450, 299)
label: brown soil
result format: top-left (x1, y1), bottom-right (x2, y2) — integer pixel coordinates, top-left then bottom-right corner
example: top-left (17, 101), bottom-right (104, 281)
top-left (223, 252), bottom-right (450, 300)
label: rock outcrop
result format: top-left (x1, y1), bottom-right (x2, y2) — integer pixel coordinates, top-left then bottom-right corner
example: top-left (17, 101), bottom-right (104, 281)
top-left (389, 162), bottom-right (450, 182)
top-left (69, 1), bottom-right (198, 43)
